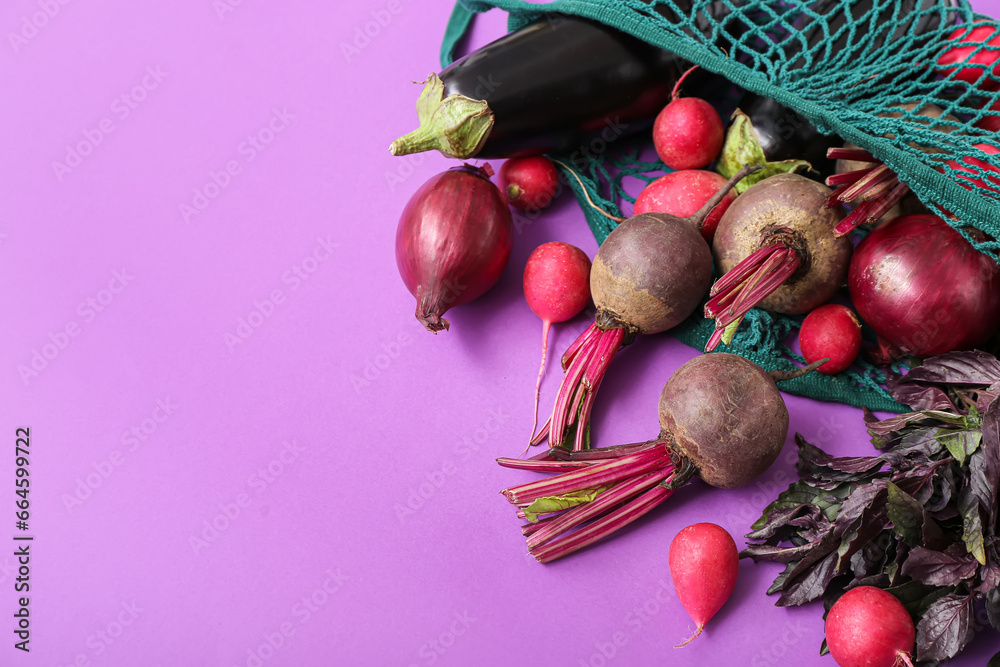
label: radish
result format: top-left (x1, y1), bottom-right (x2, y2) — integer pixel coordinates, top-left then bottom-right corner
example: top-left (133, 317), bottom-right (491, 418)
top-left (633, 170), bottom-right (736, 241)
top-left (652, 70), bottom-right (724, 171)
top-left (798, 304), bottom-right (862, 375)
top-left (947, 143), bottom-right (1000, 195)
top-left (396, 164), bottom-right (512, 332)
top-left (533, 164), bottom-right (758, 450)
top-left (523, 242), bottom-right (592, 439)
top-left (937, 21), bottom-right (1000, 88)
top-left (500, 156), bottom-right (560, 211)
top-left (669, 523), bottom-right (738, 646)
top-left (498, 352), bottom-right (825, 562)
top-left (706, 173), bottom-right (850, 350)
top-left (825, 586), bottom-right (916, 667)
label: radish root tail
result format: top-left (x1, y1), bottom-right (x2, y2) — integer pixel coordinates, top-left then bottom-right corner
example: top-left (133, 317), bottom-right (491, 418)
top-left (523, 320), bottom-right (552, 457)
top-left (897, 652), bottom-right (915, 667)
top-left (674, 625), bottom-right (703, 648)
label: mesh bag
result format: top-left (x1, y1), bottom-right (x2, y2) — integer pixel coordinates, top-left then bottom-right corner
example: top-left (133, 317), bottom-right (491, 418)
top-left (439, 0), bottom-right (1000, 413)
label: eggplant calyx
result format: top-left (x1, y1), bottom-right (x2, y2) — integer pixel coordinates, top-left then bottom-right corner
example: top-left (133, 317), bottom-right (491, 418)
top-left (390, 73), bottom-right (494, 159)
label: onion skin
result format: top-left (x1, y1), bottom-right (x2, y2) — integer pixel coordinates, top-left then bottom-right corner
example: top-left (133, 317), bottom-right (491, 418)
top-left (848, 214), bottom-right (1000, 357)
top-left (395, 166), bottom-right (512, 332)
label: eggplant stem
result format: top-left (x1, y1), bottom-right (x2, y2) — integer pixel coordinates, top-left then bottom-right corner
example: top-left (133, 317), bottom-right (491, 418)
top-left (550, 160), bottom-right (625, 223)
top-left (768, 357), bottom-right (830, 383)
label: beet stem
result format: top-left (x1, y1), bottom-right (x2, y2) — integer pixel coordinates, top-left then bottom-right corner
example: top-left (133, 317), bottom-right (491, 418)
top-left (825, 166), bottom-right (876, 188)
top-left (705, 246), bottom-right (800, 351)
top-left (545, 440), bottom-right (659, 461)
top-left (547, 325), bottom-right (625, 449)
top-left (826, 147), bottom-right (876, 162)
top-left (561, 322), bottom-right (599, 369)
top-left (836, 164), bottom-right (892, 201)
top-left (502, 446), bottom-right (668, 505)
top-left (530, 484), bottom-right (675, 563)
top-left (709, 243), bottom-right (781, 299)
top-left (525, 469), bottom-right (672, 550)
top-left (497, 457), bottom-right (595, 471)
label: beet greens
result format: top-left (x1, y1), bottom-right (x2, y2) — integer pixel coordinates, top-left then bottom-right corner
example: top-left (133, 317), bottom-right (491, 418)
top-left (744, 350), bottom-right (1000, 664)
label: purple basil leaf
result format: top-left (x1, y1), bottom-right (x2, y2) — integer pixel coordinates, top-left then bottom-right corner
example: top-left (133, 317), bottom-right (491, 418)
top-left (986, 587), bottom-right (1000, 633)
top-left (976, 381), bottom-right (1000, 412)
top-left (916, 593), bottom-right (975, 662)
top-left (834, 480), bottom-right (888, 532)
top-left (777, 550), bottom-right (839, 607)
top-left (887, 481), bottom-right (924, 547)
top-left (970, 400), bottom-right (1000, 529)
top-left (741, 540), bottom-right (824, 564)
top-left (958, 488), bottom-right (986, 565)
top-left (745, 503), bottom-right (818, 541)
top-left (887, 380), bottom-right (956, 412)
top-left (867, 412), bottom-right (935, 436)
top-left (922, 510), bottom-right (950, 552)
top-left (935, 429), bottom-right (983, 467)
top-left (836, 500), bottom-right (889, 572)
top-left (899, 350), bottom-right (1000, 387)
top-left (900, 545), bottom-right (979, 587)
top-left (765, 561), bottom-right (795, 595)
top-left (885, 581), bottom-right (954, 618)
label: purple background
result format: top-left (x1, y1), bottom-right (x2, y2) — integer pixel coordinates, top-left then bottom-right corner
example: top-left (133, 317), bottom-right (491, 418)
top-left (1, 1), bottom-right (998, 665)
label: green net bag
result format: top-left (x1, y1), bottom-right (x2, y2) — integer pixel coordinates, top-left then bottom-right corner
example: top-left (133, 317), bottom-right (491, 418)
top-left (435, 0), bottom-right (1000, 413)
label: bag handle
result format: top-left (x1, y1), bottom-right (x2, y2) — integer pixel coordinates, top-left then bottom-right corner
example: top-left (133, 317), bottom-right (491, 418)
top-left (440, 2), bottom-right (479, 68)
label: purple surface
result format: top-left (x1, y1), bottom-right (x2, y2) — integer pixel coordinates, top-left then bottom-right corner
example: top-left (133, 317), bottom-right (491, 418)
top-left (1, 1), bottom-right (999, 665)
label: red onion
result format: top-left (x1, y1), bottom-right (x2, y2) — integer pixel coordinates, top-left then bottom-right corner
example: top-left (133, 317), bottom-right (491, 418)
top-left (395, 164), bottom-right (512, 332)
top-left (848, 214), bottom-right (1000, 358)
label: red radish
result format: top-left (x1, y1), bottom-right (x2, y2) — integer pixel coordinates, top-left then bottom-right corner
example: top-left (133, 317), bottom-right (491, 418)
top-left (706, 173), bottom-right (850, 350)
top-left (848, 214), bottom-right (1000, 359)
top-left (938, 21), bottom-right (1000, 88)
top-left (532, 165), bottom-right (758, 451)
top-left (633, 170), bottom-right (736, 241)
top-left (500, 156), bottom-right (560, 211)
top-left (498, 352), bottom-right (825, 563)
top-left (976, 98), bottom-right (1000, 132)
top-left (396, 164), bottom-right (512, 332)
top-left (669, 523), bottom-right (739, 646)
top-left (523, 242), bottom-right (592, 439)
top-left (947, 143), bottom-right (1000, 195)
top-left (653, 97), bottom-right (724, 170)
top-left (798, 304), bottom-right (862, 375)
top-left (825, 586), bottom-right (916, 667)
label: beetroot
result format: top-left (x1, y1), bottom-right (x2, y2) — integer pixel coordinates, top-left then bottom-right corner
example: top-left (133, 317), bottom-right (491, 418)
top-left (498, 351), bottom-right (818, 562)
top-left (523, 242), bottom-right (592, 438)
top-left (825, 587), bottom-right (916, 667)
top-left (633, 170), bottom-right (736, 241)
top-left (653, 96), bottom-right (724, 170)
top-left (532, 165), bottom-right (758, 450)
top-left (706, 173), bottom-right (850, 350)
top-left (396, 164), bottom-right (512, 332)
top-left (500, 156), bottom-right (560, 211)
top-left (798, 304), bottom-right (862, 375)
top-left (669, 523), bottom-right (739, 646)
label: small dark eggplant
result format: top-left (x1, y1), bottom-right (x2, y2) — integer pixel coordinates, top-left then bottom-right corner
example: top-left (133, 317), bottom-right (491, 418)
top-left (390, 14), bottom-right (732, 160)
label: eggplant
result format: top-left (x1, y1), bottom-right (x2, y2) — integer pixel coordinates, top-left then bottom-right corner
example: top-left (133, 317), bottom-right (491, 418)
top-left (741, 93), bottom-right (840, 177)
top-left (390, 14), bottom-right (732, 160)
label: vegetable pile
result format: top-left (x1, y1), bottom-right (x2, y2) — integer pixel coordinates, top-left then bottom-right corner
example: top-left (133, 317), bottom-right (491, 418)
top-left (744, 351), bottom-right (1000, 663)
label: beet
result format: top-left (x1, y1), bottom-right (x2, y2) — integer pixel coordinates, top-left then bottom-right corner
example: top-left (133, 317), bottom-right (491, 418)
top-left (532, 165), bottom-right (759, 451)
top-left (659, 353), bottom-right (788, 488)
top-left (498, 351), bottom-right (821, 562)
top-left (706, 173), bottom-right (850, 350)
